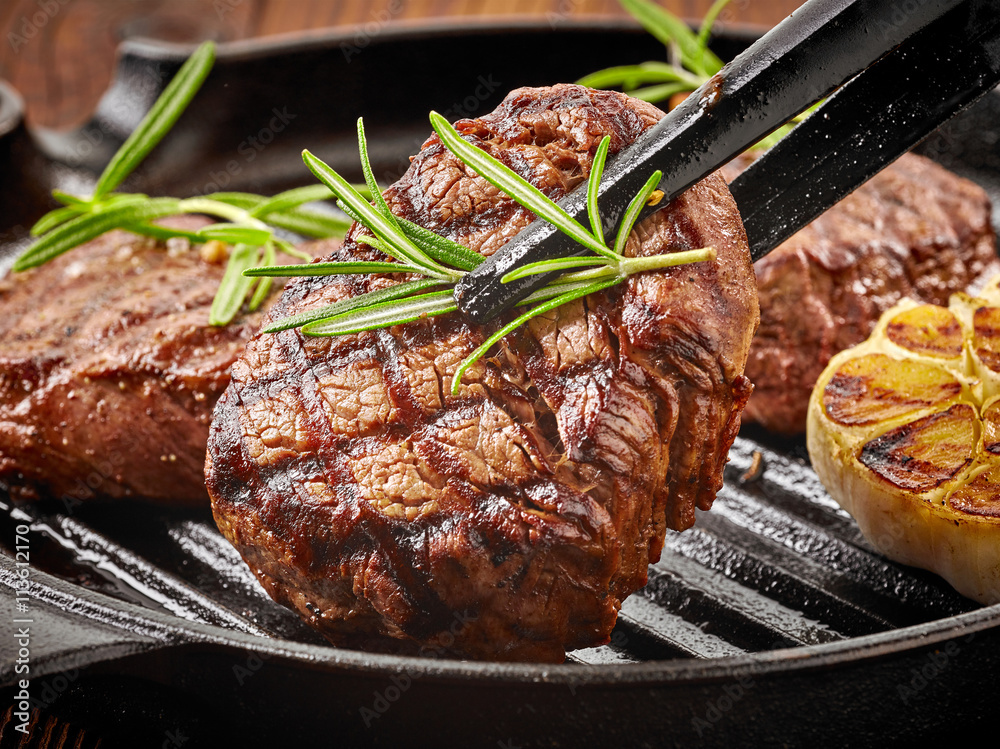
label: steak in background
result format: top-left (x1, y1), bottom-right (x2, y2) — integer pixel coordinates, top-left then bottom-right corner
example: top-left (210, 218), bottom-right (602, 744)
top-left (206, 85), bottom-right (759, 662)
top-left (0, 216), bottom-right (272, 506)
top-left (729, 152), bottom-right (998, 435)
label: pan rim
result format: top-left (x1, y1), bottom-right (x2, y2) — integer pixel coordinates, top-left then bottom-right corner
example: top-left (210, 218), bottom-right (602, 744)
top-left (107, 15), bottom-right (766, 66)
top-left (8, 554), bottom-right (999, 687)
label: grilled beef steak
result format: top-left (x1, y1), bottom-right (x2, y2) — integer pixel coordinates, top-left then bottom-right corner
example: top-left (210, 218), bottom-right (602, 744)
top-left (733, 152), bottom-right (997, 434)
top-left (206, 84), bottom-right (759, 662)
top-left (0, 216), bottom-right (269, 506)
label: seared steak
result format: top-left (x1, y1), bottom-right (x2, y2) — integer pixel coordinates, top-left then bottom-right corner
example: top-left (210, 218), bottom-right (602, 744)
top-left (206, 85), bottom-right (758, 662)
top-left (0, 216), bottom-right (270, 506)
top-left (732, 152), bottom-right (997, 434)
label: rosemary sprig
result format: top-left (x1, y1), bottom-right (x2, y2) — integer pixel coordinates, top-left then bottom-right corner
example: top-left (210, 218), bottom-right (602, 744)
top-left (617, 0), bottom-right (725, 78)
top-left (14, 41), bottom-right (361, 326)
top-left (578, 0), bottom-right (727, 97)
top-left (579, 0), bottom-right (814, 151)
top-left (252, 114), bottom-right (715, 395)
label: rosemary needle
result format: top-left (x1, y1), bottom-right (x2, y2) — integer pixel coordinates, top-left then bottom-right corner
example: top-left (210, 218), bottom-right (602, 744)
top-left (93, 41), bottom-right (216, 198)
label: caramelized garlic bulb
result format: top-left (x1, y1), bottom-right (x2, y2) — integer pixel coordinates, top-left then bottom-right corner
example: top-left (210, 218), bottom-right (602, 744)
top-left (807, 278), bottom-right (1000, 604)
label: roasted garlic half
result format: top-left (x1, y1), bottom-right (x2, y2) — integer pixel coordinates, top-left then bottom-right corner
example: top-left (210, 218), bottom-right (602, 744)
top-left (807, 278), bottom-right (1000, 604)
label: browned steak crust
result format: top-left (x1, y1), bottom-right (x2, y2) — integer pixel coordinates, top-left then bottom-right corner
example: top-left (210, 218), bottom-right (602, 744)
top-left (733, 152), bottom-right (997, 434)
top-left (0, 216), bottom-right (269, 506)
top-left (206, 84), bottom-right (759, 662)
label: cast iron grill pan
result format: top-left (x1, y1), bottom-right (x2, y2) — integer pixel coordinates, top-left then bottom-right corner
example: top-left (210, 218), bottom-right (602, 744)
top-left (1, 21), bottom-right (1000, 748)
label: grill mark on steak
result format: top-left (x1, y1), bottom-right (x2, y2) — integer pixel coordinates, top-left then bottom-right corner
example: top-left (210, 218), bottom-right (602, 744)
top-left (207, 84), bottom-right (758, 661)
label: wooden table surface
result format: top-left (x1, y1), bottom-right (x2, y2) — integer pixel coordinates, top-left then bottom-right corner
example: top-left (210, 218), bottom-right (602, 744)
top-left (1, 0), bottom-right (801, 129)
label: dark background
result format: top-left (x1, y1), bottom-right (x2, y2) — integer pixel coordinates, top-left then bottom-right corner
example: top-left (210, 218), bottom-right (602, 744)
top-left (0, 0), bottom-right (802, 128)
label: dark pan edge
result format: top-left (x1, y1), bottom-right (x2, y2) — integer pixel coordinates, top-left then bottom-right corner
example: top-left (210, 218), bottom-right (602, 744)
top-left (5, 550), bottom-right (1000, 688)
top-left (111, 15), bottom-right (766, 65)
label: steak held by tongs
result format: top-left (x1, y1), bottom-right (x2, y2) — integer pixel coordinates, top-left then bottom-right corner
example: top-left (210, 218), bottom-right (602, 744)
top-left (207, 0), bottom-right (1000, 660)
top-left (207, 85), bottom-right (758, 661)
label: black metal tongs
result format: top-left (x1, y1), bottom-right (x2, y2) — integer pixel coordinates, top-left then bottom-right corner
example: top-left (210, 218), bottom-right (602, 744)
top-left (455, 0), bottom-right (1000, 323)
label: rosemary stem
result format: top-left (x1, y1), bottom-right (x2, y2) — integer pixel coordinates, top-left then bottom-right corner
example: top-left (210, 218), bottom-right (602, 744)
top-left (451, 276), bottom-right (621, 395)
top-left (617, 247), bottom-right (716, 275)
top-left (643, 65), bottom-right (705, 90)
top-left (552, 265), bottom-right (621, 285)
top-left (282, 245), bottom-right (314, 262)
top-left (177, 198), bottom-right (269, 231)
top-left (520, 247), bottom-right (716, 289)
